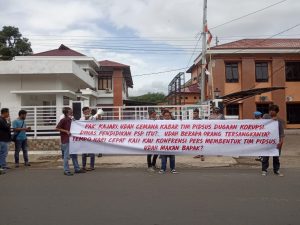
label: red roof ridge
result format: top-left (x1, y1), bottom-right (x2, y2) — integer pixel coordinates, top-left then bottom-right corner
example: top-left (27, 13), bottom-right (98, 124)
top-left (99, 60), bottom-right (129, 68)
top-left (210, 38), bottom-right (300, 50)
top-left (33, 44), bottom-right (86, 56)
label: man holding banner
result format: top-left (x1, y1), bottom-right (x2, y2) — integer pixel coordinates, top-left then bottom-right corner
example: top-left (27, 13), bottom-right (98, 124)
top-left (80, 107), bottom-right (95, 171)
top-left (146, 108), bottom-right (158, 172)
top-left (56, 107), bottom-right (85, 176)
top-left (159, 110), bottom-right (178, 174)
top-left (261, 105), bottom-right (285, 177)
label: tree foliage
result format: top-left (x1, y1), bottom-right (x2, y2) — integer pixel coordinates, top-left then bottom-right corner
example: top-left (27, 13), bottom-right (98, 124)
top-left (130, 92), bottom-right (166, 104)
top-left (0, 26), bottom-right (33, 60)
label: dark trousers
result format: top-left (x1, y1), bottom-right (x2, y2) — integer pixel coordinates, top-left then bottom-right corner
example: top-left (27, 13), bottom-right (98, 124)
top-left (161, 155), bottom-right (175, 171)
top-left (14, 139), bottom-right (29, 164)
top-left (262, 156), bottom-right (280, 172)
top-left (262, 149), bottom-right (281, 172)
top-left (82, 154), bottom-right (95, 169)
top-left (147, 154), bottom-right (158, 168)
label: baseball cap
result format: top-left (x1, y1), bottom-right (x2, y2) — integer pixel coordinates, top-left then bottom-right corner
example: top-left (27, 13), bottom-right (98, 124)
top-left (254, 111), bottom-right (262, 117)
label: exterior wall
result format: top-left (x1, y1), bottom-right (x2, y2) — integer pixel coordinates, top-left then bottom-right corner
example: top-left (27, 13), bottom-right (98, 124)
top-left (21, 94), bottom-right (56, 106)
top-left (271, 57), bottom-right (286, 121)
top-left (167, 93), bottom-right (199, 105)
top-left (208, 53), bottom-right (300, 128)
top-left (96, 97), bottom-right (113, 105)
top-left (0, 75), bottom-right (21, 108)
top-left (241, 58), bottom-right (256, 119)
top-left (286, 83), bottom-right (300, 101)
top-left (191, 65), bottom-right (200, 85)
top-left (113, 69), bottom-right (123, 106)
top-left (211, 59), bottom-right (226, 97)
top-left (182, 94), bottom-right (199, 104)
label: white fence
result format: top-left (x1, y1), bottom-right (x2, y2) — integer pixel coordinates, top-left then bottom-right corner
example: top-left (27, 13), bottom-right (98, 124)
top-left (8, 104), bottom-right (212, 138)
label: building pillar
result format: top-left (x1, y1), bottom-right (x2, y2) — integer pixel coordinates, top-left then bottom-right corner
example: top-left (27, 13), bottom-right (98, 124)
top-left (271, 57), bottom-right (286, 121)
top-left (56, 94), bottom-right (64, 123)
top-left (113, 69), bottom-right (123, 119)
top-left (241, 58), bottom-right (256, 119)
top-left (113, 69), bottom-right (123, 106)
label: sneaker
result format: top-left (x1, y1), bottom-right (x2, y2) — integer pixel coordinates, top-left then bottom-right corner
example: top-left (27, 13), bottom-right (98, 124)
top-left (261, 171), bottom-right (267, 176)
top-left (171, 169), bottom-right (178, 174)
top-left (3, 166), bottom-right (11, 169)
top-left (153, 165), bottom-right (159, 170)
top-left (274, 171), bottom-right (284, 177)
top-left (89, 167), bottom-right (95, 171)
top-left (15, 163), bottom-right (19, 168)
top-left (24, 162), bottom-right (31, 167)
top-left (255, 157), bottom-right (262, 162)
top-left (64, 171), bottom-right (73, 176)
top-left (158, 170), bottom-right (165, 174)
top-left (147, 167), bottom-right (155, 172)
top-left (0, 168), bottom-right (6, 175)
top-left (75, 169), bottom-right (86, 174)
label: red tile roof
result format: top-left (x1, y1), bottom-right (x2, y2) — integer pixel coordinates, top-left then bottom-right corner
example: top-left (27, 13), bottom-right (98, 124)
top-left (33, 44), bottom-right (85, 56)
top-left (211, 39), bottom-right (300, 49)
top-left (99, 60), bottom-right (129, 68)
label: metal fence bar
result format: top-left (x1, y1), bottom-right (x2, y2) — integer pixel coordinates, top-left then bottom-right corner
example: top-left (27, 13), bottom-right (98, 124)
top-left (33, 107), bottom-right (37, 138)
top-left (7, 104), bottom-right (215, 137)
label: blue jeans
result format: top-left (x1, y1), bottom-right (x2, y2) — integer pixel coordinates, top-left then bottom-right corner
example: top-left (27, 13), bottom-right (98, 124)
top-left (161, 155), bottom-right (175, 171)
top-left (82, 154), bottom-right (95, 169)
top-left (60, 145), bottom-right (64, 159)
top-left (0, 141), bottom-right (9, 168)
top-left (14, 139), bottom-right (29, 164)
top-left (61, 143), bottom-right (80, 172)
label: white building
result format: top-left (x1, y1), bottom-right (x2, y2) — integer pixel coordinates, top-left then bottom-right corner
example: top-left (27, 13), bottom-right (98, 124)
top-left (0, 44), bottom-right (133, 109)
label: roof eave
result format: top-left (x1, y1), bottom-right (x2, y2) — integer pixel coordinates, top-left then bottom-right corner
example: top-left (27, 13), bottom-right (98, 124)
top-left (207, 48), bottom-right (300, 54)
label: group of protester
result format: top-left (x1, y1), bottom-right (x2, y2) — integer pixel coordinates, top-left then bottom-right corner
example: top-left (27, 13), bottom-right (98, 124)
top-left (0, 108), bottom-right (31, 174)
top-left (0, 104), bottom-right (284, 177)
top-left (56, 106), bottom-right (103, 176)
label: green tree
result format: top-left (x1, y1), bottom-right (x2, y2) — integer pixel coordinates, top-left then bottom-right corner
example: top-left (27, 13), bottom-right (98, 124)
top-left (0, 26), bottom-right (32, 60)
top-left (130, 92), bottom-right (166, 104)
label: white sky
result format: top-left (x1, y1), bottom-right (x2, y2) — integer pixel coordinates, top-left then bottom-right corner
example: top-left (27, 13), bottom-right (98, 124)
top-left (0, 0), bottom-right (299, 96)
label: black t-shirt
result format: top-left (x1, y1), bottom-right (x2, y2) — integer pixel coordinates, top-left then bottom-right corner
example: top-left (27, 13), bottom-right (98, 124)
top-left (0, 117), bottom-right (11, 142)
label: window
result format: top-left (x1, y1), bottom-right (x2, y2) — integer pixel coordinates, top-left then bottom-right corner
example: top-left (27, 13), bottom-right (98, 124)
top-left (256, 103), bottom-right (269, 116)
top-left (193, 77), bottom-right (197, 81)
top-left (194, 96), bottom-right (197, 99)
top-left (287, 104), bottom-right (300, 124)
top-left (225, 62), bottom-right (239, 83)
top-left (286, 62), bottom-right (300, 81)
top-left (255, 62), bottom-right (268, 82)
top-left (185, 97), bottom-right (188, 100)
top-left (226, 104), bottom-right (239, 116)
top-left (98, 77), bottom-right (112, 90)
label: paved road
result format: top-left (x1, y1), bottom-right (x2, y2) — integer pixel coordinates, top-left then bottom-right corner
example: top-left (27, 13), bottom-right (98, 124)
top-left (1, 168), bottom-right (299, 225)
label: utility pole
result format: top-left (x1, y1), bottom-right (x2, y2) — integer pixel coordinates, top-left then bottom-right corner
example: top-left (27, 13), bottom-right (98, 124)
top-left (215, 36), bottom-right (219, 46)
top-left (200, 0), bottom-right (207, 104)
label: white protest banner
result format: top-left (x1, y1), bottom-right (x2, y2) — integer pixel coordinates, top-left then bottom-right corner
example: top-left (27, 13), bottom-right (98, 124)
top-left (69, 119), bottom-right (279, 156)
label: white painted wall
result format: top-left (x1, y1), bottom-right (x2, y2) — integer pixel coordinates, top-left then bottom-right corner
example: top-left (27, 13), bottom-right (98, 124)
top-left (21, 94), bottom-right (56, 106)
top-left (96, 97), bottom-right (113, 105)
top-left (0, 75), bottom-right (21, 108)
top-left (0, 60), bottom-right (95, 88)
